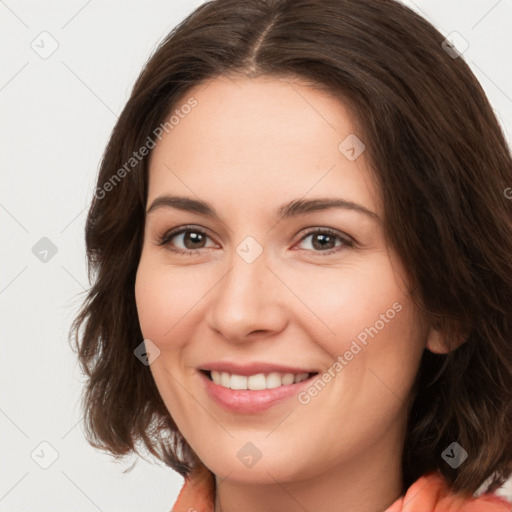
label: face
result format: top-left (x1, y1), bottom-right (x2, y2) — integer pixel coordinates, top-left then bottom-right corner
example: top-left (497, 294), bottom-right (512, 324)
top-left (135, 75), bottom-right (436, 485)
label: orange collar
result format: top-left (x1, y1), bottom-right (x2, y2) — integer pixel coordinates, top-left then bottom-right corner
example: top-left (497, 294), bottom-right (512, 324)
top-left (171, 462), bottom-right (511, 512)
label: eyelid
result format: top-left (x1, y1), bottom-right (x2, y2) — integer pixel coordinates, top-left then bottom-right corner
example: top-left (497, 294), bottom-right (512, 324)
top-left (155, 224), bottom-right (355, 255)
top-left (156, 224), bottom-right (217, 247)
top-left (296, 226), bottom-right (354, 244)
top-left (294, 227), bottom-right (355, 254)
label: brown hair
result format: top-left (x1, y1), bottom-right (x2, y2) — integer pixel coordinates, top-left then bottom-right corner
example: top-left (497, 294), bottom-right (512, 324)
top-left (70, 0), bottom-right (512, 497)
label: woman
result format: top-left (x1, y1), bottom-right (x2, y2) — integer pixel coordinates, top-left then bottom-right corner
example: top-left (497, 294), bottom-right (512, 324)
top-left (71, 0), bottom-right (512, 510)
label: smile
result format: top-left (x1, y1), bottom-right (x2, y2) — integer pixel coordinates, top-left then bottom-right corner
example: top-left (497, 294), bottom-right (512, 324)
top-left (198, 368), bottom-right (320, 414)
top-left (204, 370), bottom-right (315, 390)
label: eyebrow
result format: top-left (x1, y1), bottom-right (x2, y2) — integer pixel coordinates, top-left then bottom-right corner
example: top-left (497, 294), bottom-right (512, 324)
top-left (146, 195), bottom-right (380, 222)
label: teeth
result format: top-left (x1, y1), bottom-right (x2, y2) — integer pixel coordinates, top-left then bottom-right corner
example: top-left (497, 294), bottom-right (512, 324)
top-left (266, 372), bottom-right (282, 389)
top-left (209, 370), bottom-right (312, 390)
top-left (230, 374), bottom-right (247, 390)
top-left (220, 371), bottom-right (230, 388)
top-left (248, 373), bottom-right (266, 390)
top-left (294, 372), bottom-right (309, 383)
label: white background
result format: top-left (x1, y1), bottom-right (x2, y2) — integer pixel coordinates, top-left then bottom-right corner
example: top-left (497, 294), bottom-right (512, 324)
top-left (1, 1), bottom-right (511, 511)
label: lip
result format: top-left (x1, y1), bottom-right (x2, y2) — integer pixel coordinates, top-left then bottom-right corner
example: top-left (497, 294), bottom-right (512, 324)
top-left (198, 366), bottom-right (319, 414)
top-left (198, 361), bottom-right (318, 376)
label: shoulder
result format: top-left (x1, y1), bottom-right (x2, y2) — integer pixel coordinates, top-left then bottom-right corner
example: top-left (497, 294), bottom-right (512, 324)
top-left (386, 471), bottom-right (512, 512)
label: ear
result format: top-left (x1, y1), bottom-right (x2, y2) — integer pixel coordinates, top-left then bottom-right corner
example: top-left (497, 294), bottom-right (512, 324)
top-left (425, 320), bottom-right (470, 354)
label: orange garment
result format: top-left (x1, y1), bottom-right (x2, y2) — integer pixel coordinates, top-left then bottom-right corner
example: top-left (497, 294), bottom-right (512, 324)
top-left (171, 461), bottom-right (512, 512)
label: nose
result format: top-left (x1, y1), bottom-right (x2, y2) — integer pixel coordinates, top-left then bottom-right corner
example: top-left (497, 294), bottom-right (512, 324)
top-left (206, 247), bottom-right (288, 343)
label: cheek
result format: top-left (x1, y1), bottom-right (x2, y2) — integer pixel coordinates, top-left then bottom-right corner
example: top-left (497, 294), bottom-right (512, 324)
top-left (134, 255), bottom-right (200, 350)
top-left (287, 253), bottom-right (426, 403)
top-left (283, 252), bottom-right (410, 350)
top-left (134, 256), bottom-right (204, 418)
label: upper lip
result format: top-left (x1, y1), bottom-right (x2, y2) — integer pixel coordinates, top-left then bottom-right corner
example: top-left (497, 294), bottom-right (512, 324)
top-left (199, 361), bottom-right (318, 376)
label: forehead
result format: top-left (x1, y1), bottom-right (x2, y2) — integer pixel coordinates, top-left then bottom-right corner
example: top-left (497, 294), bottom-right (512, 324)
top-left (147, 75), bottom-right (380, 219)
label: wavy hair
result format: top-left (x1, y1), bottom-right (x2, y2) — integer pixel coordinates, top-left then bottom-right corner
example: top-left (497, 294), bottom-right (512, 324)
top-left (70, 0), bottom-right (512, 496)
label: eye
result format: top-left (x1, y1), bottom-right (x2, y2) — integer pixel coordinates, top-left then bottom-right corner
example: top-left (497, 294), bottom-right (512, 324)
top-left (157, 225), bottom-right (216, 256)
top-left (156, 225), bottom-right (354, 257)
top-left (295, 228), bottom-right (354, 255)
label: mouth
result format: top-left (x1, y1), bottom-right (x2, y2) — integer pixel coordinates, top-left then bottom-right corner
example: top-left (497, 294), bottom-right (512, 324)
top-left (198, 368), bottom-right (320, 413)
top-left (199, 369), bottom-right (319, 390)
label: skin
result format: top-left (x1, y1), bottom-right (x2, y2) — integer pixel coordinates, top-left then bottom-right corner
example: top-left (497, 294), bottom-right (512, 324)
top-left (134, 75), bottom-right (448, 512)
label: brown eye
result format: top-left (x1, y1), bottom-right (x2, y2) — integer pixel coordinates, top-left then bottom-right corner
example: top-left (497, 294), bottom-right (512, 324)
top-left (180, 231), bottom-right (207, 249)
top-left (158, 226), bottom-right (216, 255)
top-left (311, 233), bottom-right (337, 250)
top-left (296, 228), bottom-right (353, 255)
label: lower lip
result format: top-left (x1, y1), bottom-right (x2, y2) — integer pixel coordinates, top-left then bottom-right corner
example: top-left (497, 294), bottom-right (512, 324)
top-left (199, 371), bottom-right (316, 414)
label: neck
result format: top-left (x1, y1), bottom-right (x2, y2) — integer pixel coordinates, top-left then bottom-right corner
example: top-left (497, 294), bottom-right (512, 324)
top-left (214, 428), bottom-right (404, 512)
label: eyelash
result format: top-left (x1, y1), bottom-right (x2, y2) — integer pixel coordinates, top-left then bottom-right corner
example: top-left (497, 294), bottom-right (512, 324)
top-left (156, 225), bottom-right (354, 257)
